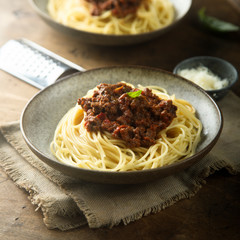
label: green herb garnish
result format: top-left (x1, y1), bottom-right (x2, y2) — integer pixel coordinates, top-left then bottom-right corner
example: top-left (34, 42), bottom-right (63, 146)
top-left (127, 90), bottom-right (142, 98)
top-left (198, 8), bottom-right (239, 32)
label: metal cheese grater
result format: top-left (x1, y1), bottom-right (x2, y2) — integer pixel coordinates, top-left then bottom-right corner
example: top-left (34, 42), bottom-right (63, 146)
top-left (0, 39), bottom-right (85, 89)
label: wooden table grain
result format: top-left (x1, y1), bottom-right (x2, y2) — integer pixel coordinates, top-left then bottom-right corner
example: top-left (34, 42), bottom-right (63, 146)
top-left (0, 0), bottom-right (240, 239)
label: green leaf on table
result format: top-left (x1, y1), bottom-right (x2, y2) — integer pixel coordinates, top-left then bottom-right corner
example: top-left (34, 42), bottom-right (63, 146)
top-left (198, 8), bottom-right (240, 32)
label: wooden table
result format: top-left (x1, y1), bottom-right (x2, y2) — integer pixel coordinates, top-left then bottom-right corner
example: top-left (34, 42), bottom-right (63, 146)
top-left (0, 0), bottom-right (239, 239)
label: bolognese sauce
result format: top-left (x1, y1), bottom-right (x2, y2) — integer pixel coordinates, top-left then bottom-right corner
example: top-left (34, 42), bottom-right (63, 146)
top-left (78, 82), bottom-right (177, 148)
top-left (86, 0), bottom-right (142, 18)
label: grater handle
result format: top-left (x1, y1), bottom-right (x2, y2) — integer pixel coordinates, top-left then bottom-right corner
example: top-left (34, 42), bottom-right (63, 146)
top-left (0, 39), bottom-right (85, 89)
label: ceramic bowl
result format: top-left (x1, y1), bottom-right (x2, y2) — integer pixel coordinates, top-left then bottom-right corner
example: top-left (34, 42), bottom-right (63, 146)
top-left (173, 56), bottom-right (238, 100)
top-left (21, 66), bottom-right (223, 184)
top-left (29, 0), bottom-right (192, 46)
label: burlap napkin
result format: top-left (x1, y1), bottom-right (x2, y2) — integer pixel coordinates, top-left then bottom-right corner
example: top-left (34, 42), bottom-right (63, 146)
top-left (0, 92), bottom-right (239, 231)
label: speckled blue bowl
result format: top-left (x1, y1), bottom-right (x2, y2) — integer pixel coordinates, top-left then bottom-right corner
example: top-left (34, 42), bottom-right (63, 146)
top-left (21, 66), bottom-right (223, 184)
top-left (173, 56), bottom-right (238, 100)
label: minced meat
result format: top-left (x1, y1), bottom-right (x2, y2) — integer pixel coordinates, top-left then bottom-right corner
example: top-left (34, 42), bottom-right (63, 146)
top-left (78, 82), bottom-right (177, 148)
top-left (86, 0), bottom-right (142, 18)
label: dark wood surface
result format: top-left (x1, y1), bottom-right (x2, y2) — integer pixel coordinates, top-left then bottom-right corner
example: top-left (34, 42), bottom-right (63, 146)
top-left (0, 0), bottom-right (240, 239)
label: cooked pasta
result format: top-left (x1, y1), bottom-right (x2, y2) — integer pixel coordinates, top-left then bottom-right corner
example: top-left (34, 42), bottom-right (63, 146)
top-left (50, 83), bottom-right (202, 172)
top-left (47, 0), bottom-right (175, 34)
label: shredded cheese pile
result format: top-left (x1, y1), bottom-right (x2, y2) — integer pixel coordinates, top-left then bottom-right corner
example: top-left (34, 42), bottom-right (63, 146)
top-left (178, 66), bottom-right (228, 90)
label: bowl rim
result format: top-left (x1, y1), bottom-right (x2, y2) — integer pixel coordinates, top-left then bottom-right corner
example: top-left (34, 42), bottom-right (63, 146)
top-left (173, 56), bottom-right (239, 93)
top-left (29, 0), bottom-right (192, 38)
top-left (20, 65), bottom-right (223, 181)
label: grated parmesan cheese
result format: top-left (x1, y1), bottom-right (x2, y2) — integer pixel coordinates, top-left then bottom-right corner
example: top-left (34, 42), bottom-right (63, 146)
top-left (177, 66), bottom-right (228, 90)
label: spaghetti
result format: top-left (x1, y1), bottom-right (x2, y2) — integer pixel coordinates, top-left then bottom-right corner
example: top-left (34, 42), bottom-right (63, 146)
top-left (47, 0), bottom-right (175, 35)
top-left (50, 82), bottom-right (202, 172)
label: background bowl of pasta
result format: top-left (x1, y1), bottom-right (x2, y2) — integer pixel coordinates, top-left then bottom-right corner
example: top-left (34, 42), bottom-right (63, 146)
top-left (21, 66), bottom-right (223, 184)
top-left (29, 0), bottom-right (192, 45)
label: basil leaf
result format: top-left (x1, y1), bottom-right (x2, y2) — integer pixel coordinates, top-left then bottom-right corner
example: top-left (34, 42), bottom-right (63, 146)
top-left (198, 8), bottom-right (239, 32)
top-left (127, 90), bottom-right (142, 98)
